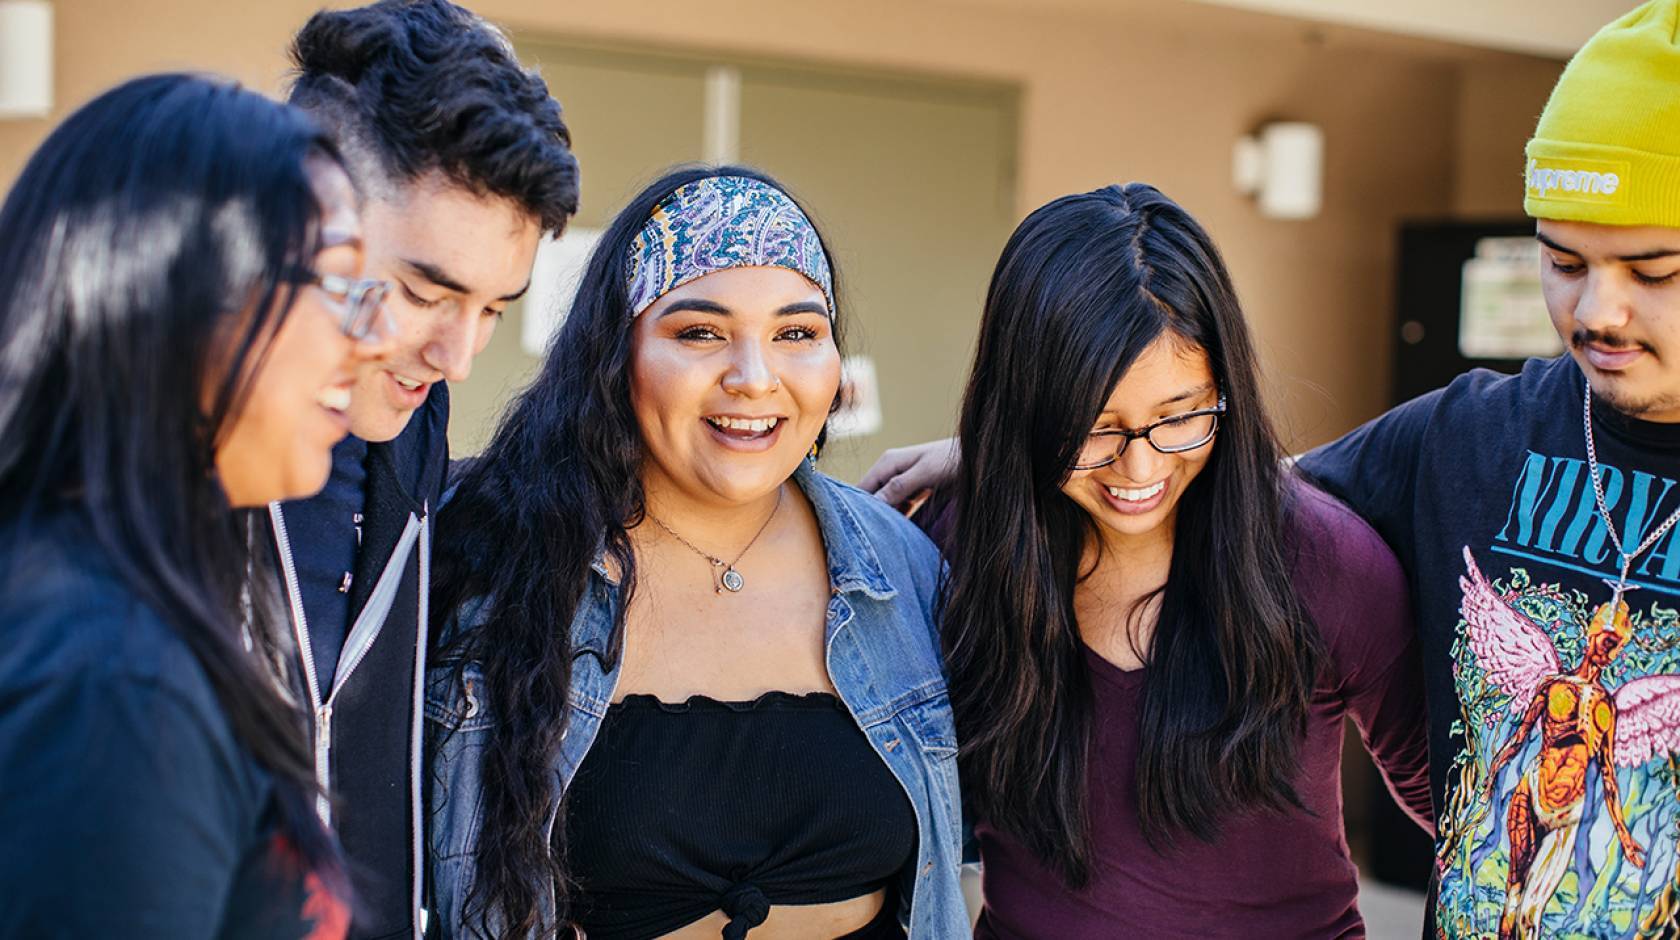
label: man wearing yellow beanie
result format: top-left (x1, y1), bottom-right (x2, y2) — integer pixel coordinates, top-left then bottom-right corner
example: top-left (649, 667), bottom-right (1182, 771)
top-left (860, 2), bottom-right (1680, 936)
top-left (1300, 2), bottom-right (1680, 936)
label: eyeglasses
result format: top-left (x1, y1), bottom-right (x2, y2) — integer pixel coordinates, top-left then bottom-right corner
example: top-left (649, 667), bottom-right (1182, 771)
top-left (293, 271), bottom-right (393, 342)
top-left (1070, 395), bottom-right (1227, 471)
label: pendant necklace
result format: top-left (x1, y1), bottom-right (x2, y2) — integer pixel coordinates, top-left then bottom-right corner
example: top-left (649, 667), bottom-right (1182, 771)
top-left (1582, 382), bottom-right (1680, 610)
top-left (648, 488), bottom-right (783, 594)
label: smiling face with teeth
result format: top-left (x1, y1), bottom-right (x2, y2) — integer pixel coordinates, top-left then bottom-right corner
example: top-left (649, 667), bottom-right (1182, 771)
top-left (213, 157), bottom-right (388, 506)
top-left (631, 266), bottom-right (839, 510)
top-left (1060, 334), bottom-right (1220, 553)
top-left (343, 172), bottom-right (541, 442)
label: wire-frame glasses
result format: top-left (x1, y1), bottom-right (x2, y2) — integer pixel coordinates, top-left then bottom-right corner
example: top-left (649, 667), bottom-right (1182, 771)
top-left (1070, 395), bottom-right (1226, 471)
top-left (293, 270), bottom-right (393, 342)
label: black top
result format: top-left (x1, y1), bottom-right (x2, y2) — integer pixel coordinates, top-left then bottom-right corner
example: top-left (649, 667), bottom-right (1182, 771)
top-left (0, 507), bottom-right (347, 939)
top-left (564, 691), bottom-right (915, 940)
top-left (283, 434), bottom-right (367, 691)
top-left (1298, 355), bottom-right (1680, 934)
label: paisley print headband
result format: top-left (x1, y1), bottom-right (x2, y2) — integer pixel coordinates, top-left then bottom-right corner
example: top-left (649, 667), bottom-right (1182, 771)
top-left (624, 175), bottom-right (834, 318)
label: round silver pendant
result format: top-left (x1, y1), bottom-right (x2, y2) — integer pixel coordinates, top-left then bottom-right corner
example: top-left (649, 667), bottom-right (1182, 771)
top-left (720, 568), bottom-right (745, 593)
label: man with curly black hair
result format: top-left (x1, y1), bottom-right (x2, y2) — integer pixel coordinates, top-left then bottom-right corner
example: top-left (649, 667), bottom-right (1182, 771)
top-left (266, 3), bottom-right (578, 937)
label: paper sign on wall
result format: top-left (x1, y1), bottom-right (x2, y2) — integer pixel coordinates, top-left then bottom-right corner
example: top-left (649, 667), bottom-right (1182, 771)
top-left (520, 227), bottom-right (605, 357)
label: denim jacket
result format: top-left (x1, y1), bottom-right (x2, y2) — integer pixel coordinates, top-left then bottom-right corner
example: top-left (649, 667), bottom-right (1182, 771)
top-left (425, 464), bottom-right (967, 938)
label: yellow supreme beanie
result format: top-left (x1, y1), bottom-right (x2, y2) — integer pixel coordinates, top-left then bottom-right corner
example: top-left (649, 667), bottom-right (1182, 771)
top-left (1525, 0), bottom-right (1680, 227)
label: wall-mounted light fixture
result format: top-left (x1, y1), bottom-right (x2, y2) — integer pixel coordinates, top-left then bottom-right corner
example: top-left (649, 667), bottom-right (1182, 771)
top-left (1233, 121), bottom-right (1323, 220)
top-left (0, 0), bottom-right (52, 119)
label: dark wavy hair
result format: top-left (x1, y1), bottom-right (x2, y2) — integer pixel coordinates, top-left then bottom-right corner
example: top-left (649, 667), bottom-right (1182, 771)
top-left (287, 0), bottom-right (579, 234)
top-left (430, 165), bottom-right (842, 935)
top-left (0, 74), bottom-right (344, 875)
top-left (943, 183), bottom-right (1322, 884)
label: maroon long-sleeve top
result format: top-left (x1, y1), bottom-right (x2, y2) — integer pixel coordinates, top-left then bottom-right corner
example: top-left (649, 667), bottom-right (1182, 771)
top-left (929, 481), bottom-right (1434, 938)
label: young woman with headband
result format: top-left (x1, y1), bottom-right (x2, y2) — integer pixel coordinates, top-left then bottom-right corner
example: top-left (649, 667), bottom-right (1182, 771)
top-left (0, 74), bottom-right (393, 937)
top-left (426, 167), bottom-right (965, 939)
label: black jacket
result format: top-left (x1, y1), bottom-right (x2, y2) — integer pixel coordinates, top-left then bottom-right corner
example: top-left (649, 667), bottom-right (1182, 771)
top-left (0, 508), bottom-right (349, 938)
top-left (269, 384), bottom-right (449, 940)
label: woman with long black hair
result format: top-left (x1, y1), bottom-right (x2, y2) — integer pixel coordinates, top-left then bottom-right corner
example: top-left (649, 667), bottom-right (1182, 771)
top-left (892, 184), bottom-right (1433, 936)
top-left (426, 166), bottom-right (965, 939)
top-left (0, 74), bottom-right (392, 938)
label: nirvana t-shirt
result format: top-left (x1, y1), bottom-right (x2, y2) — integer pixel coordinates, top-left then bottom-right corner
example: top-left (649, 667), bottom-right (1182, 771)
top-left (0, 510), bottom-right (350, 939)
top-left (1300, 354), bottom-right (1680, 938)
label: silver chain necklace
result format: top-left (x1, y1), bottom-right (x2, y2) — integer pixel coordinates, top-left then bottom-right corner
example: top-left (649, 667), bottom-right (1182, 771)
top-left (648, 488), bottom-right (783, 594)
top-left (1582, 381), bottom-right (1680, 609)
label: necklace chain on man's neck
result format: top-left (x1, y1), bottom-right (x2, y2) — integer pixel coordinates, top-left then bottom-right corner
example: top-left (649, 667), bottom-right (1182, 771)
top-left (1583, 382), bottom-right (1680, 603)
top-left (648, 488), bottom-right (783, 595)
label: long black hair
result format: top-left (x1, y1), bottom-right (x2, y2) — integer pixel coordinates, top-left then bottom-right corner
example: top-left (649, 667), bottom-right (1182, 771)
top-left (431, 165), bottom-right (842, 936)
top-left (943, 183), bottom-right (1322, 884)
top-left (0, 74), bottom-right (344, 873)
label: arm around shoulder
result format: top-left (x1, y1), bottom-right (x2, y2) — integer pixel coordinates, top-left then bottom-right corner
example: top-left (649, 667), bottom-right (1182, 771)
top-left (1295, 387), bottom-right (1444, 564)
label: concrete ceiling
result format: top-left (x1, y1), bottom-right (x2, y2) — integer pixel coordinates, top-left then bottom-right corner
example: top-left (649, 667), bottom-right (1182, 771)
top-left (939, 0), bottom-right (1628, 58)
top-left (1181, 0), bottom-right (1630, 58)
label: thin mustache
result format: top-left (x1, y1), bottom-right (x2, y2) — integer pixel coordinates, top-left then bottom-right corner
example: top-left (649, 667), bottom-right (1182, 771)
top-left (1572, 328), bottom-right (1654, 354)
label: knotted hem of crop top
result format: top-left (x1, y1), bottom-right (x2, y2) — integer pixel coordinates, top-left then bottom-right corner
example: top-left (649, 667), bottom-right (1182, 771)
top-left (719, 882), bottom-right (772, 940)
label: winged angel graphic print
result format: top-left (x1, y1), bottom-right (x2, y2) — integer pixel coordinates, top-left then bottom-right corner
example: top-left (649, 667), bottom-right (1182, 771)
top-left (1436, 548), bottom-right (1680, 939)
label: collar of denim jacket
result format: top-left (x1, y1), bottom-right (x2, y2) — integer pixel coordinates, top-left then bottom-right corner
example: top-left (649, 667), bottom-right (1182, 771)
top-left (793, 461), bottom-right (897, 602)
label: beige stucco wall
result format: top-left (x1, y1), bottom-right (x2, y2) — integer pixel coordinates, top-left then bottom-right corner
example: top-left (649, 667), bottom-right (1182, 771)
top-left (1451, 54), bottom-right (1567, 219)
top-left (0, 0), bottom-right (1564, 448)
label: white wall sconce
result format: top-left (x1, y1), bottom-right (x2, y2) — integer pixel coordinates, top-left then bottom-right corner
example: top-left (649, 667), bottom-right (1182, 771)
top-left (0, 0), bottom-right (52, 119)
top-left (1233, 121), bottom-right (1323, 220)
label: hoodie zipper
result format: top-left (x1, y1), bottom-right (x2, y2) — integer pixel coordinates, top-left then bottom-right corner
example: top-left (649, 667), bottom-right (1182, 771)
top-left (410, 508), bottom-right (430, 938)
top-left (269, 503), bottom-right (334, 824)
top-left (270, 502), bottom-right (421, 829)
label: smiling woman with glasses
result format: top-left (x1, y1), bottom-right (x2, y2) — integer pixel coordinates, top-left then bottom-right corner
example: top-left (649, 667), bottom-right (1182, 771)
top-left (916, 183), bottom-right (1435, 936)
top-left (0, 73), bottom-right (392, 938)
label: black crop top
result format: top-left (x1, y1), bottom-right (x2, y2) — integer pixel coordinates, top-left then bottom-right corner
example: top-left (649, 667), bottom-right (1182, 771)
top-left (563, 691), bottom-right (916, 940)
